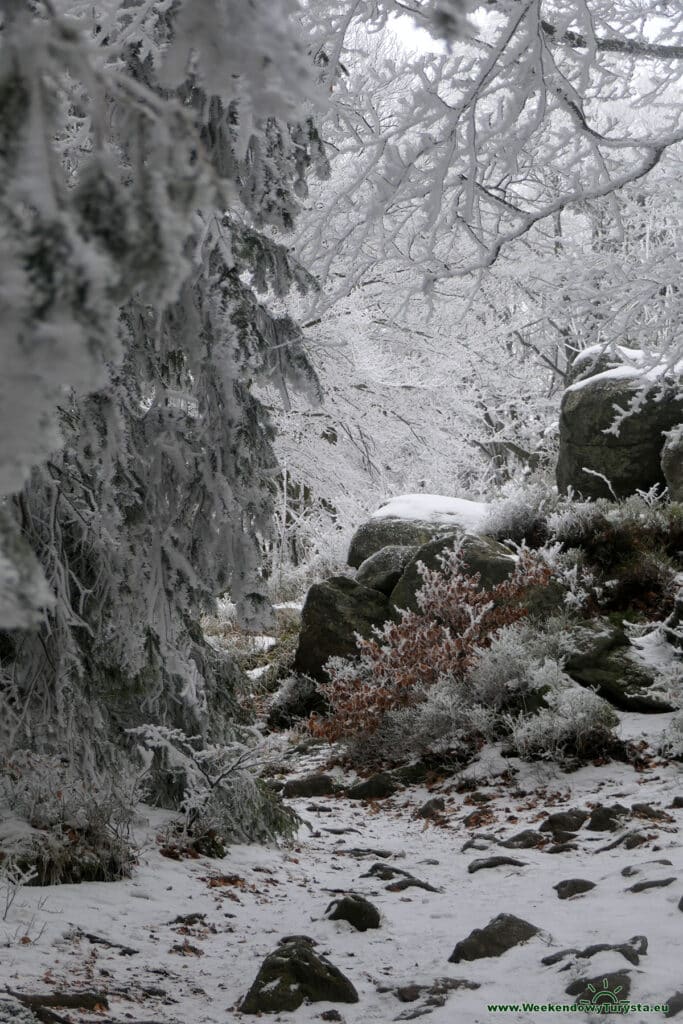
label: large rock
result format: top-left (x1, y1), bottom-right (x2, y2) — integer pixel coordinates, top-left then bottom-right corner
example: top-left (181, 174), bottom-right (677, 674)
top-left (356, 544), bottom-right (418, 595)
top-left (662, 425), bottom-right (683, 501)
top-left (347, 517), bottom-right (454, 568)
top-left (557, 375), bottom-right (683, 499)
top-left (566, 644), bottom-right (674, 713)
top-left (449, 913), bottom-right (540, 963)
top-left (389, 534), bottom-right (516, 614)
top-left (325, 894), bottom-right (381, 931)
top-left (240, 937), bottom-right (358, 1013)
top-left (293, 576), bottom-right (395, 681)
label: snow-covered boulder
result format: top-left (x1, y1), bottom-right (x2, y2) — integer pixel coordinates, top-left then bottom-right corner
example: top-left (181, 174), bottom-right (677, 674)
top-left (347, 494), bottom-right (489, 567)
top-left (556, 370), bottom-right (683, 500)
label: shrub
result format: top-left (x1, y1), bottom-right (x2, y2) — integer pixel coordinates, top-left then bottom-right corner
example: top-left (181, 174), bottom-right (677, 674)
top-left (657, 712), bottom-right (683, 760)
top-left (485, 482), bottom-right (557, 547)
top-left (0, 753), bottom-right (137, 884)
top-left (545, 496), bottom-right (680, 618)
top-left (131, 726), bottom-right (299, 848)
top-left (309, 545), bottom-right (552, 746)
top-left (504, 688), bottom-right (620, 763)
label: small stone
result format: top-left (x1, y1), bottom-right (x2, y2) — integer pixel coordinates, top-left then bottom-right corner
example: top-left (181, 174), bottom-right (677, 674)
top-left (598, 830), bottom-right (649, 852)
top-left (362, 862), bottom-right (440, 893)
top-left (554, 879), bottom-right (596, 900)
top-left (631, 802), bottom-right (673, 821)
top-left (416, 797), bottom-right (445, 819)
top-left (627, 876), bottom-right (676, 893)
top-left (542, 936), bottom-right (645, 968)
top-left (665, 991), bottom-right (683, 1018)
top-left (623, 832), bottom-right (649, 849)
top-left (565, 970), bottom-right (631, 1004)
top-left (499, 830), bottom-right (544, 850)
top-left (449, 913), bottom-right (540, 963)
top-left (546, 843), bottom-right (578, 854)
top-left (539, 809), bottom-right (588, 833)
top-left (671, 797), bottom-right (683, 809)
top-left (283, 774), bottom-right (338, 798)
top-left (325, 894), bottom-right (381, 932)
top-left (347, 773), bottom-right (398, 800)
top-left (586, 803), bottom-right (629, 832)
top-left (621, 859), bottom-right (673, 877)
top-left (678, 895), bottom-right (683, 913)
top-left (467, 856), bottom-right (526, 874)
top-left (396, 985), bottom-right (423, 1003)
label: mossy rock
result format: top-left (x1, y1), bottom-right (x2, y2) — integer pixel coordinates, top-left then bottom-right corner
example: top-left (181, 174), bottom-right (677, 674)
top-left (356, 544), bottom-right (419, 595)
top-left (566, 646), bottom-right (674, 713)
top-left (293, 576), bottom-right (396, 682)
top-left (240, 937), bottom-right (358, 1013)
top-left (557, 376), bottom-right (683, 499)
top-left (389, 533), bottom-right (517, 615)
top-left (347, 518), bottom-right (456, 568)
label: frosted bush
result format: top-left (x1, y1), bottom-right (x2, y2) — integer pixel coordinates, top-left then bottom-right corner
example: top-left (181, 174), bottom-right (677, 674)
top-left (0, 753), bottom-right (137, 884)
top-left (344, 678), bottom-right (498, 767)
top-left (131, 726), bottom-right (298, 846)
top-left (485, 482), bottom-right (557, 545)
top-left (546, 500), bottom-right (610, 544)
top-left (467, 620), bottom-right (571, 710)
top-left (657, 713), bottom-right (683, 759)
top-left (506, 688), bottom-right (619, 762)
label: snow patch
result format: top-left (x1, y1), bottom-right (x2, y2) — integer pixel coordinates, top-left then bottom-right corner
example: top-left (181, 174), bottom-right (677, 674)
top-left (371, 494), bottom-right (489, 532)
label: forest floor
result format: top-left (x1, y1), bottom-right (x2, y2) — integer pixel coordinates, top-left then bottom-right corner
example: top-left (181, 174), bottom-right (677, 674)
top-left (0, 709), bottom-right (682, 1024)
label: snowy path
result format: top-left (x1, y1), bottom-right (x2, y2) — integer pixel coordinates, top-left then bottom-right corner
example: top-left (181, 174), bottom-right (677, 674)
top-left (1, 736), bottom-right (682, 1024)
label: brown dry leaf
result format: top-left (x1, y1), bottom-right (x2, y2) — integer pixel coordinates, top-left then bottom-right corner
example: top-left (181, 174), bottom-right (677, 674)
top-left (170, 939), bottom-right (205, 957)
top-left (203, 874), bottom-right (245, 888)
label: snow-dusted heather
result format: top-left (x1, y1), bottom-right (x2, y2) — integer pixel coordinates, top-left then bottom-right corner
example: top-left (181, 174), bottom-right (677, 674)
top-left (371, 494), bottom-right (489, 532)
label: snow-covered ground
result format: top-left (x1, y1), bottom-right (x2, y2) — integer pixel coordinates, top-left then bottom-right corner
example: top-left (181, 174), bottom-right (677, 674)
top-left (1, 714), bottom-right (682, 1024)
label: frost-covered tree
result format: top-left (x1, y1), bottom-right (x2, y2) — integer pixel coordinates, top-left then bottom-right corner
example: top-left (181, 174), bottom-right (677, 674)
top-left (0, 0), bottom-right (328, 816)
top-left (270, 1), bottom-right (682, 544)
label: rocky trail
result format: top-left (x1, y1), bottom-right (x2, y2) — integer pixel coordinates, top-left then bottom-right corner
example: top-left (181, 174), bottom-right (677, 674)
top-left (1, 717), bottom-right (682, 1024)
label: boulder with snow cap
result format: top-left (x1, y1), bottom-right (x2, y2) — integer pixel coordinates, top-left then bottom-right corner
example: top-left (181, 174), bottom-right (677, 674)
top-left (556, 360), bottom-right (683, 499)
top-left (347, 494), bottom-right (489, 568)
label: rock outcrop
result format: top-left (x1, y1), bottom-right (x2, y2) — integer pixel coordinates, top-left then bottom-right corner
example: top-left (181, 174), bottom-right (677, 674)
top-left (293, 576), bottom-right (396, 682)
top-left (557, 374), bottom-right (683, 499)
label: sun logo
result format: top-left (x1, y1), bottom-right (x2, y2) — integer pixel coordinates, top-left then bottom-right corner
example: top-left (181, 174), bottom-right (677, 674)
top-left (587, 978), bottom-right (624, 1006)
